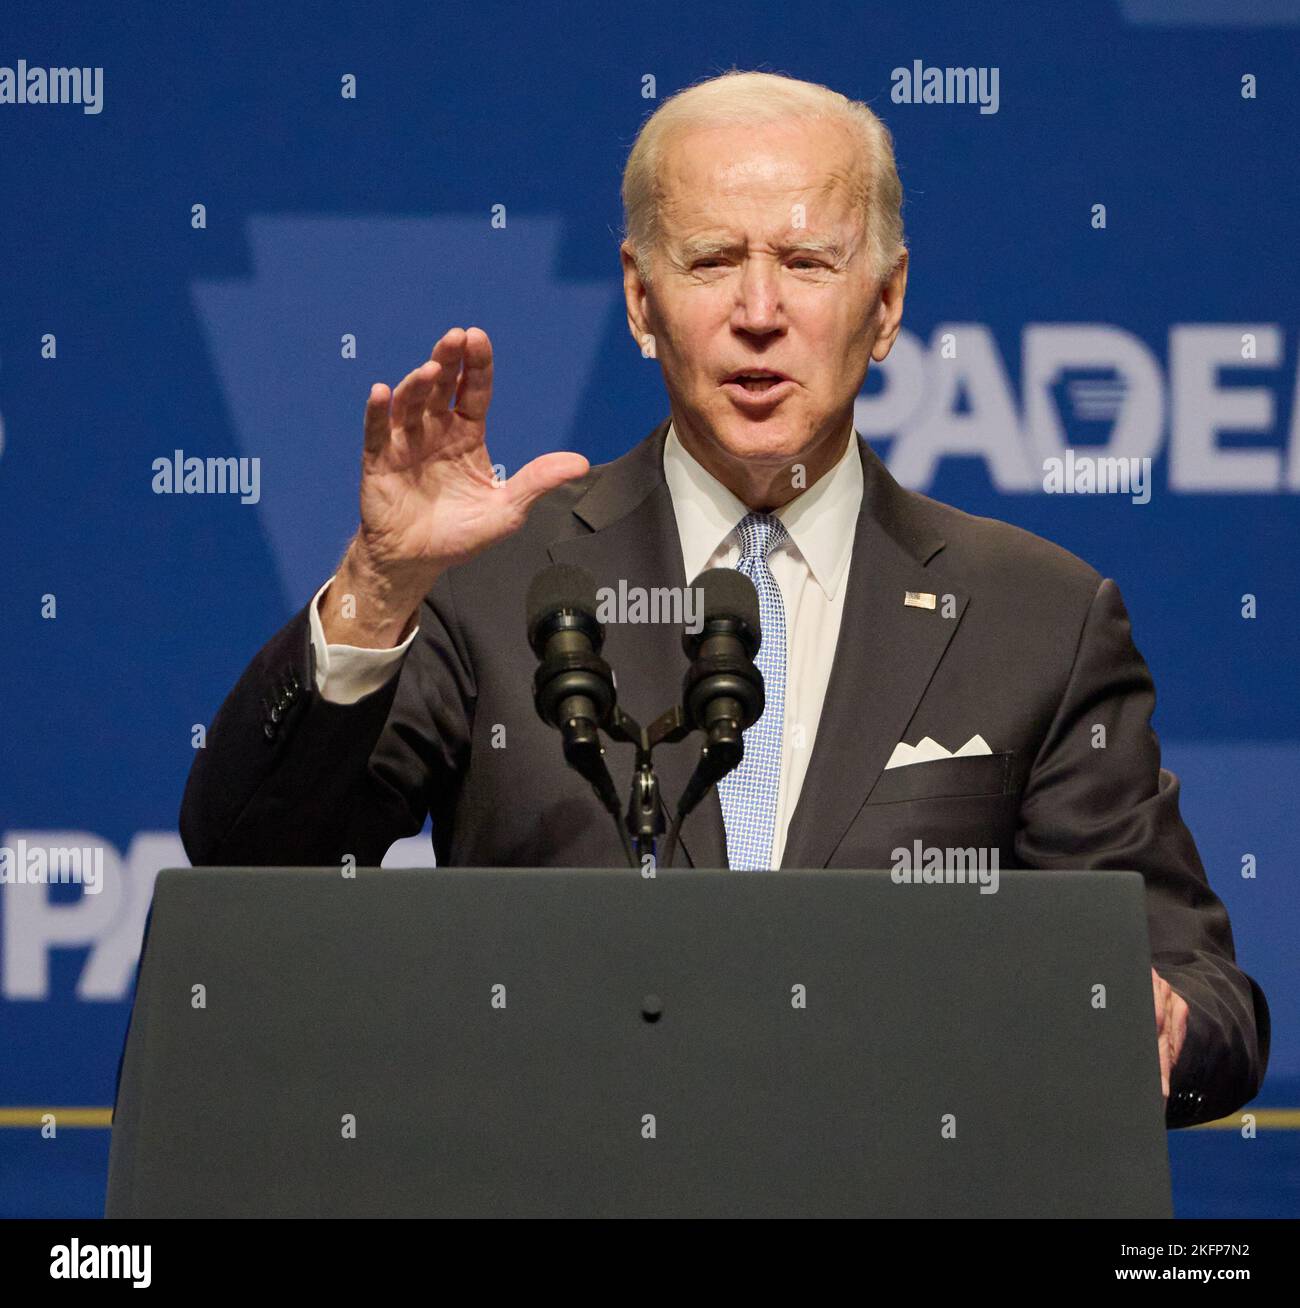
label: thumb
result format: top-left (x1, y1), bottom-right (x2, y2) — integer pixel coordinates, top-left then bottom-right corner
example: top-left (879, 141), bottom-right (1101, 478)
top-left (504, 452), bottom-right (590, 513)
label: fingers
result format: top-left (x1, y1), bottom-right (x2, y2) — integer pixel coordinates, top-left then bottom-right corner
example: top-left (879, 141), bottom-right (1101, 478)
top-left (1168, 991), bottom-right (1190, 1071)
top-left (363, 383), bottom-right (392, 455)
top-left (505, 452), bottom-right (590, 513)
top-left (1151, 967), bottom-right (1166, 1034)
top-left (390, 360), bottom-right (438, 435)
top-left (1152, 968), bottom-right (1171, 1100)
top-left (391, 327), bottom-right (470, 432)
top-left (1151, 972), bottom-right (1191, 1100)
top-left (453, 327), bottom-right (494, 423)
top-left (424, 329), bottom-right (469, 422)
top-left (384, 328), bottom-right (490, 452)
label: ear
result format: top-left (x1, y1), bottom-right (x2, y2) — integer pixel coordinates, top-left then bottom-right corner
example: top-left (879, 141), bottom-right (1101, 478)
top-left (621, 240), bottom-right (655, 348)
top-left (870, 250), bottom-right (909, 363)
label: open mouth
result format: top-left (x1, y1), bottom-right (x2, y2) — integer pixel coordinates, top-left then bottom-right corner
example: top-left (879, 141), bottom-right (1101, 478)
top-left (724, 370), bottom-right (789, 393)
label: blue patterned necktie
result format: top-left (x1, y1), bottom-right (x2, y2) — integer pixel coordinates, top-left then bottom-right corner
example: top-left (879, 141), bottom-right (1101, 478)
top-left (717, 512), bottom-right (789, 871)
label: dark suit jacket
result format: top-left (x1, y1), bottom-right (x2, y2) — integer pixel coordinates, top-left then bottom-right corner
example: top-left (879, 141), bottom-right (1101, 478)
top-left (181, 418), bottom-right (1270, 1127)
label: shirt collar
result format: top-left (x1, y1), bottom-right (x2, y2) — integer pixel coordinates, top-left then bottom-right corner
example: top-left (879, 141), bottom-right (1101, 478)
top-left (662, 418), bottom-right (863, 601)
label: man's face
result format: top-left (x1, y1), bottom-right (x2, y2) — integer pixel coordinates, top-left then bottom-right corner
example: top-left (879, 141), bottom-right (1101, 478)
top-left (622, 114), bottom-right (907, 497)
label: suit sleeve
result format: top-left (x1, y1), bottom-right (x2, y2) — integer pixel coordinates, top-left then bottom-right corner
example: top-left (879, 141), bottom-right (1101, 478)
top-left (180, 569), bottom-right (476, 868)
top-left (1014, 576), bottom-right (1270, 1128)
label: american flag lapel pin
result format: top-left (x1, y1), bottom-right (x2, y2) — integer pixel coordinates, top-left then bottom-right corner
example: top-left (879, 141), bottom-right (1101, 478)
top-left (904, 591), bottom-right (936, 610)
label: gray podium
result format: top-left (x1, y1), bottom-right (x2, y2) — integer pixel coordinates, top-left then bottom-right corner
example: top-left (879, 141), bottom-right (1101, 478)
top-left (106, 867), bottom-right (1172, 1218)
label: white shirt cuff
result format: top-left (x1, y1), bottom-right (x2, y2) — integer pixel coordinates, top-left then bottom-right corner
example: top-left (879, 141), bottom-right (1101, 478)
top-left (309, 575), bottom-right (418, 705)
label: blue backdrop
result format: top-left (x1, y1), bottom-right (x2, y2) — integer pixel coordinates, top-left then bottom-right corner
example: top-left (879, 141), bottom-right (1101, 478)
top-left (1, 0), bottom-right (1296, 1217)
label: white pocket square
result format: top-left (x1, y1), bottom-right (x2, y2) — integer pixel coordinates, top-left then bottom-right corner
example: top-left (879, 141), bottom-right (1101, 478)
top-left (885, 734), bottom-right (992, 769)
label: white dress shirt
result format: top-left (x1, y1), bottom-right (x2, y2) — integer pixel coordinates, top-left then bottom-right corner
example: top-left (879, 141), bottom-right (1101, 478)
top-left (309, 419), bottom-right (865, 868)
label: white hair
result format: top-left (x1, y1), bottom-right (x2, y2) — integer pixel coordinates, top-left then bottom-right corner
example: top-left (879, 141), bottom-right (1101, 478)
top-left (621, 69), bottom-right (907, 286)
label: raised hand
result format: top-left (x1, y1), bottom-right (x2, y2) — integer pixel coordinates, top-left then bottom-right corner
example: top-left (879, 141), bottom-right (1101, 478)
top-left (323, 327), bottom-right (589, 646)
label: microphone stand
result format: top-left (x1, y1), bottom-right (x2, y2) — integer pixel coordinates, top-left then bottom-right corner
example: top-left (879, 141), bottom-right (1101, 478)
top-left (604, 705), bottom-right (693, 867)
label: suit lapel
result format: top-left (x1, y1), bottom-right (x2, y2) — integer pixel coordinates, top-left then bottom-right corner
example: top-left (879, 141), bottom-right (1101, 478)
top-left (780, 439), bottom-right (967, 868)
top-left (546, 420), bottom-right (729, 869)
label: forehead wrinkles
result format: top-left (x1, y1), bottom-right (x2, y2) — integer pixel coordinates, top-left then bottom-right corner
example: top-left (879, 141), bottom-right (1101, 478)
top-left (659, 136), bottom-right (866, 236)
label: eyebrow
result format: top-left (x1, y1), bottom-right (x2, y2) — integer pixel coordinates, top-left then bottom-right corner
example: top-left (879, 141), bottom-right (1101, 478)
top-left (677, 234), bottom-right (849, 263)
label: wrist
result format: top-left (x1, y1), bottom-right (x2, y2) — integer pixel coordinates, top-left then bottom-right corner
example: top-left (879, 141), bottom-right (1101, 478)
top-left (321, 542), bottom-right (432, 648)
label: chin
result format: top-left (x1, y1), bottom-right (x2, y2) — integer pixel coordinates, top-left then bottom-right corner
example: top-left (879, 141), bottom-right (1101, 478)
top-left (712, 413), bottom-right (813, 464)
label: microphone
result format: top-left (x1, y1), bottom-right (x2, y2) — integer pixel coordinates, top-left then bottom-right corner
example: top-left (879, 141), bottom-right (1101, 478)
top-left (526, 564), bottom-right (625, 843)
top-left (681, 567), bottom-right (765, 752)
top-left (663, 569), bottom-right (765, 864)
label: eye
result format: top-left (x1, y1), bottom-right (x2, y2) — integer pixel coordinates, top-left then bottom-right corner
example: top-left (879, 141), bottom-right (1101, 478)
top-left (790, 258), bottom-right (825, 270)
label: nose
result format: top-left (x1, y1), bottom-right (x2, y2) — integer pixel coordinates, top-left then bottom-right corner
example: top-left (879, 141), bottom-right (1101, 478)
top-left (730, 257), bottom-right (785, 335)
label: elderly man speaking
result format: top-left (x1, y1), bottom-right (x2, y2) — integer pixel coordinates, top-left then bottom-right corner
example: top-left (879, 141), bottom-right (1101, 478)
top-left (181, 70), bottom-right (1268, 1129)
